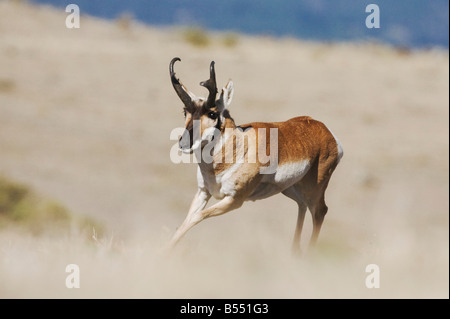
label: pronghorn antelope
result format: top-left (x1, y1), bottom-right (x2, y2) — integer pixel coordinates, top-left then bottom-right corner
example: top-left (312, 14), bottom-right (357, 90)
top-left (169, 57), bottom-right (343, 251)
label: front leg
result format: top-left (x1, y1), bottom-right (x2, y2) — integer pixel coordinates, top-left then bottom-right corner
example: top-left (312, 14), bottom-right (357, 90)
top-left (169, 195), bottom-right (243, 248)
top-left (169, 189), bottom-right (210, 248)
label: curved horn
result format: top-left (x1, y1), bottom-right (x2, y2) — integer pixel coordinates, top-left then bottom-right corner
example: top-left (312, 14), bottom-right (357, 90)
top-left (170, 57), bottom-right (194, 110)
top-left (199, 61), bottom-right (217, 109)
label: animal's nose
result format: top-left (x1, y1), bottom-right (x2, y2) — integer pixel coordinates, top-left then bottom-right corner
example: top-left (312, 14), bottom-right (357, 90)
top-left (179, 129), bottom-right (192, 150)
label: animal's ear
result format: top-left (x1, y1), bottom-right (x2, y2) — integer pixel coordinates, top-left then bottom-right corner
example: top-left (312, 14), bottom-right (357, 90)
top-left (218, 80), bottom-right (234, 111)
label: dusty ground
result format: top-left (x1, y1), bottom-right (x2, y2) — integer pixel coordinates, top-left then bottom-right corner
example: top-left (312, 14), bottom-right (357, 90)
top-left (0, 1), bottom-right (448, 298)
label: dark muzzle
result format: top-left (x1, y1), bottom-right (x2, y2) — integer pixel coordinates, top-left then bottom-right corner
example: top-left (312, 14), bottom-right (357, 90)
top-left (179, 128), bottom-right (193, 152)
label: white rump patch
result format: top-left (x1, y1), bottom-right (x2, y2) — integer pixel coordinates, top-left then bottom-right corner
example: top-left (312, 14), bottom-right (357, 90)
top-left (336, 138), bottom-right (344, 162)
top-left (329, 129), bottom-right (344, 163)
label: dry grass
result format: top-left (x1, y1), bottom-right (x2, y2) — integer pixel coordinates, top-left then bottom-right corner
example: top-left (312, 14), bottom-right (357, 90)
top-left (0, 1), bottom-right (448, 298)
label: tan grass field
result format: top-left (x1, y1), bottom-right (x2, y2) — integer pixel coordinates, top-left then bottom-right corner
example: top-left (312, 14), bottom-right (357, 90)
top-left (0, 1), bottom-right (448, 298)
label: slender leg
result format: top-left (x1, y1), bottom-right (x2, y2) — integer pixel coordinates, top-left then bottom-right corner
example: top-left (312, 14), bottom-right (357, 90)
top-left (169, 195), bottom-right (243, 248)
top-left (282, 186), bottom-right (307, 254)
top-left (306, 159), bottom-right (337, 248)
top-left (309, 197), bottom-right (328, 247)
top-left (169, 189), bottom-right (210, 248)
top-left (292, 205), bottom-right (307, 253)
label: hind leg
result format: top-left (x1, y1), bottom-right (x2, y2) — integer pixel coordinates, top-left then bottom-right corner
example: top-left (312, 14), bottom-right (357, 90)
top-left (282, 186), bottom-right (307, 253)
top-left (296, 172), bottom-right (333, 248)
top-left (301, 176), bottom-right (333, 248)
top-left (299, 153), bottom-right (339, 248)
top-left (309, 194), bottom-right (328, 247)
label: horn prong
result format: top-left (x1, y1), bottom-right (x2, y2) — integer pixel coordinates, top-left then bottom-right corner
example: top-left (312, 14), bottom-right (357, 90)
top-left (169, 57), bottom-right (194, 110)
top-left (200, 61), bottom-right (217, 109)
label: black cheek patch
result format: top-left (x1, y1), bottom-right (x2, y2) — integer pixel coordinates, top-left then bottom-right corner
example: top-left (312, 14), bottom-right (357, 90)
top-left (237, 125), bottom-right (252, 132)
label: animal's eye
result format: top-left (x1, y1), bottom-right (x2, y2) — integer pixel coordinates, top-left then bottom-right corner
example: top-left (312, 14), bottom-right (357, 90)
top-left (183, 109), bottom-right (187, 117)
top-left (208, 112), bottom-right (218, 120)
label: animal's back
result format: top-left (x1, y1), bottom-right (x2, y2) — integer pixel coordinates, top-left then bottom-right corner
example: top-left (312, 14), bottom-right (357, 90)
top-left (240, 116), bottom-right (342, 167)
top-left (239, 116), bottom-right (343, 200)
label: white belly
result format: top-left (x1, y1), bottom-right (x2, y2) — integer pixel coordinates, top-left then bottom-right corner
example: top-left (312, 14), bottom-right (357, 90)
top-left (248, 160), bottom-right (310, 201)
top-left (198, 160), bottom-right (311, 201)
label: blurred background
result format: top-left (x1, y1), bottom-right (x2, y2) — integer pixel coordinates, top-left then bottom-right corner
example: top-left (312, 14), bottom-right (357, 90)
top-left (0, 0), bottom-right (448, 298)
top-left (30, 0), bottom-right (450, 48)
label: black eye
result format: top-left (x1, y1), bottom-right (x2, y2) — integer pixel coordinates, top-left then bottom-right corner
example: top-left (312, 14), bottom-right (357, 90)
top-left (183, 109), bottom-right (187, 117)
top-left (208, 112), bottom-right (218, 120)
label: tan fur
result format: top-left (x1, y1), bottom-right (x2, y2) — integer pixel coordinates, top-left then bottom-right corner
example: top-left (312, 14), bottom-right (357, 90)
top-left (171, 115), bottom-right (342, 251)
top-left (169, 60), bottom-right (343, 252)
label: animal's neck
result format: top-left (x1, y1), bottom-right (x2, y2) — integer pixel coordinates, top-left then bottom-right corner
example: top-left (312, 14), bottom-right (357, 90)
top-left (197, 115), bottom-right (242, 175)
top-left (214, 115), bottom-right (240, 154)
top-left (219, 111), bottom-right (237, 131)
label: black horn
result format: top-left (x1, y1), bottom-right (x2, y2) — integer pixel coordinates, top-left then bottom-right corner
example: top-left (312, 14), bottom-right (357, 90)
top-left (200, 61), bottom-right (217, 109)
top-left (170, 57), bottom-right (194, 110)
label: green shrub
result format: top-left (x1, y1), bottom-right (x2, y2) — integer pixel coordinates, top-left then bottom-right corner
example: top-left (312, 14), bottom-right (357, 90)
top-left (116, 12), bottom-right (133, 31)
top-left (223, 33), bottom-right (239, 48)
top-left (0, 178), bottom-right (29, 215)
top-left (183, 27), bottom-right (210, 47)
top-left (0, 176), bottom-right (101, 235)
